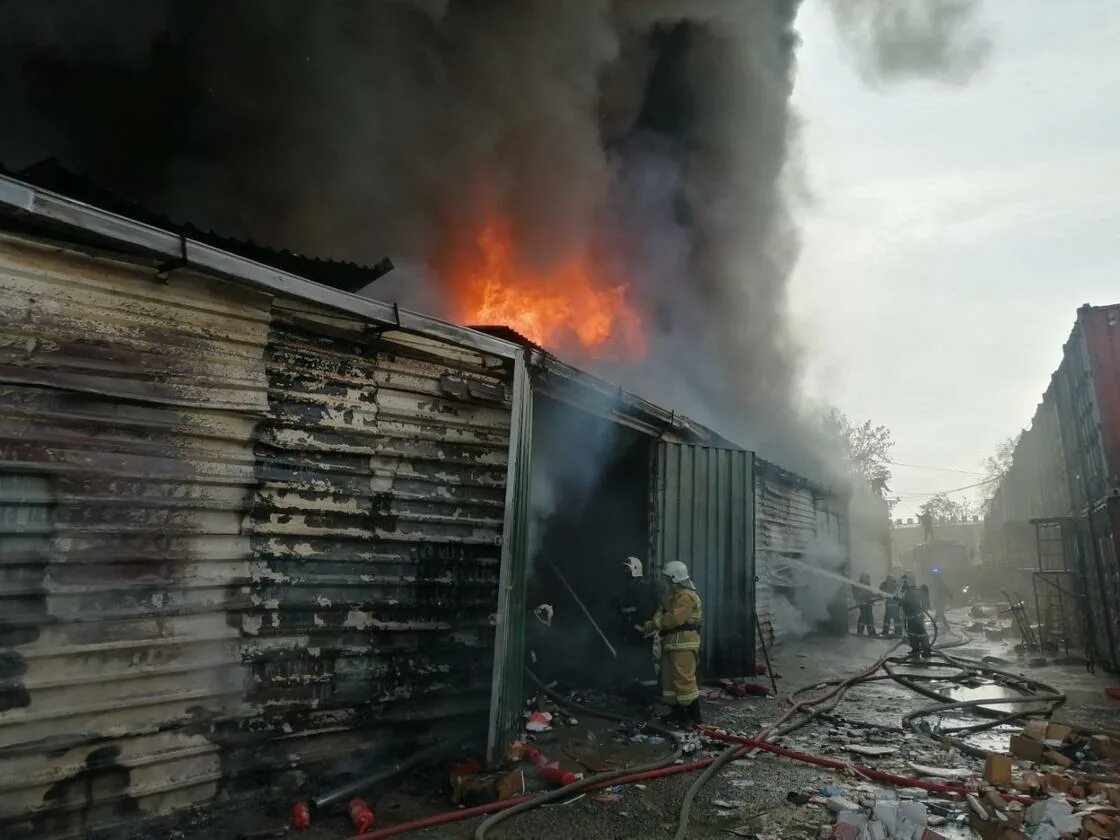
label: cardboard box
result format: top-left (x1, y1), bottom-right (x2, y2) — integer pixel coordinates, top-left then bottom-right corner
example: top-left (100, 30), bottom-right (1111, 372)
top-left (1022, 720), bottom-right (1048, 742)
top-left (1083, 813), bottom-right (1116, 838)
top-left (1090, 734), bottom-right (1119, 760)
top-left (1042, 749), bottom-right (1073, 768)
top-left (1014, 771), bottom-right (1044, 793)
top-left (984, 753), bottom-right (1013, 787)
top-left (1009, 735), bottom-right (1045, 763)
top-left (1045, 723), bottom-right (1073, 743)
top-left (1045, 772), bottom-right (1073, 793)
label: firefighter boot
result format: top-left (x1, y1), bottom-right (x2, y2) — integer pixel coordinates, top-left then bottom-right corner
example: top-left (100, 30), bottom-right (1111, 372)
top-left (660, 705), bottom-right (685, 727)
top-left (686, 700), bottom-right (702, 728)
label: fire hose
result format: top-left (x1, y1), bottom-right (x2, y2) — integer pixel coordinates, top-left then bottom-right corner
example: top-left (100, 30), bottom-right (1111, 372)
top-left (351, 616), bottom-right (1067, 840)
top-left (469, 670), bottom-right (686, 840)
top-left (348, 728), bottom-right (1046, 840)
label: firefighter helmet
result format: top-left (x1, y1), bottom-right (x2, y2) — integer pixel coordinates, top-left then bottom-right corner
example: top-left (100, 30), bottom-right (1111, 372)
top-left (623, 556), bottom-right (644, 578)
top-left (662, 560), bottom-right (691, 584)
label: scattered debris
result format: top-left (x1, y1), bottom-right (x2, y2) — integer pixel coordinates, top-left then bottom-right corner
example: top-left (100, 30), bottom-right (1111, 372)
top-left (907, 763), bottom-right (973, 780)
top-left (526, 711), bottom-right (554, 732)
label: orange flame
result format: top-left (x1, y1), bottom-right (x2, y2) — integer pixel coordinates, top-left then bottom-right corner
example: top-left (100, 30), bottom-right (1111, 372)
top-left (445, 220), bottom-right (646, 359)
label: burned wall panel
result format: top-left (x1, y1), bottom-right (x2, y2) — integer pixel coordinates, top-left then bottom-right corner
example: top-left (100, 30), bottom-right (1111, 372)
top-left (242, 300), bottom-right (511, 788)
top-left (0, 234), bottom-right (270, 838)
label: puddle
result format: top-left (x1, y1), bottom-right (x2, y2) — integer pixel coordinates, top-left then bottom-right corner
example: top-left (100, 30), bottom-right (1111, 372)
top-left (944, 683), bottom-right (1050, 715)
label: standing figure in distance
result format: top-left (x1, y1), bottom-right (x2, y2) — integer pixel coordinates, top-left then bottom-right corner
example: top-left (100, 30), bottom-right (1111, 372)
top-left (853, 572), bottom-right (878, 637)
top-left (880, 574), bottom-right (901, 638)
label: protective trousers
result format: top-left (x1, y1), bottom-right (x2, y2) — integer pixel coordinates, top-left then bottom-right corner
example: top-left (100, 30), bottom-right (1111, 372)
top-left (857, 603), bottom-right (874, 634)
top-left (661, 648), bottom-right (699, 706)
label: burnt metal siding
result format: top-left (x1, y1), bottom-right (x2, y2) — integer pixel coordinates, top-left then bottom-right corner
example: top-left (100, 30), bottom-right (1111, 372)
top-left (0, 232), bottom-right (518, 838)
top-left (753, 459), bottom-right (829, 647)
top-left (486, 353), bottom-right (532, 765)
top-left (0, 233), bottom-right (271, 838)
top-left (242, 299), bottom-right (513, 781)
top-left (653, 444), bottom-right (754, 677)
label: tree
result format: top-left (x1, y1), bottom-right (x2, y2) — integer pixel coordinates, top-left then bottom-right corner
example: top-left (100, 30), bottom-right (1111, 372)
top-left (981, 433), bottom-right (1022, 501)
top-left (820, 408), bottom-right (893, 491)
top-left (920, 493), bottom-right (977, 522)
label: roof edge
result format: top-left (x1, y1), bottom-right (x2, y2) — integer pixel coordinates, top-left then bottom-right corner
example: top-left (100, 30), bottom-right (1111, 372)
top-left (0, 173), bottom-right (518, 361)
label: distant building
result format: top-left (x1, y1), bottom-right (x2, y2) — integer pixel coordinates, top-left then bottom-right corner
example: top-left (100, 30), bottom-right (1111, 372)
top-left (889, 517), bottom-right (982, 571)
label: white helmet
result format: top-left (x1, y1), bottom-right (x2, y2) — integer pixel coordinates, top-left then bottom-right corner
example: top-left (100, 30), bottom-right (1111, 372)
top-left (662, 560), bottom-right (690, 584)
top-left (623, 556), bottom-right (643, 578)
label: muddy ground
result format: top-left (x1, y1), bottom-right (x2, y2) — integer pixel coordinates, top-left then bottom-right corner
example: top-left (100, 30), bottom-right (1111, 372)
top-left (109, 606), bottom-right (1120, 840)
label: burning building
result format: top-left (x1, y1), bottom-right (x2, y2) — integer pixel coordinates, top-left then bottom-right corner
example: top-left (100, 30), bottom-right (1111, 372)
top-left (0, 172), bottom-right (856, 837)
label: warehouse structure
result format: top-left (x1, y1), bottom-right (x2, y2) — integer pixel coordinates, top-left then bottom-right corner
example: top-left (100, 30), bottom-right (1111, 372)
top-left (0, 172), bottom-right (853, 837)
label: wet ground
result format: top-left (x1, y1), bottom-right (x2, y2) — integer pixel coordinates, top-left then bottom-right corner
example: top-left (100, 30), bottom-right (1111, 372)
top-left (111, 605), bottom-right (1120, 840)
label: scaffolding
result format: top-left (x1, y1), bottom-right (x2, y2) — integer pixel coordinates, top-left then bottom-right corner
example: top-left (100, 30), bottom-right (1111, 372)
top-left (1030, 517), bottom-right (1087, 659)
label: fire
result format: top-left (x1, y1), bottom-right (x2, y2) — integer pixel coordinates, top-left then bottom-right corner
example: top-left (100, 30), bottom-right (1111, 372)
top-left (444, 220), bottom-right (646, 359)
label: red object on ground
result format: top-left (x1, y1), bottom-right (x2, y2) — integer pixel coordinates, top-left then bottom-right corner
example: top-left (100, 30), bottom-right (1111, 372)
top-left (348, 799), bottom-right (375, 832)
top-left (697, 727), bottom-right (1037, 806)
top-left (536, 766), bottom-right (580, 787)
top-left (754, 663), bottom-right (768, 675)
top-left (291, 802), bottom-right (311, 830)
top-left (1106, 687), bottom-right (1120, 701)
top-left (345, 728), bottom-right (1037, 840)
top-left (519, 746), bottom-right (546, 766)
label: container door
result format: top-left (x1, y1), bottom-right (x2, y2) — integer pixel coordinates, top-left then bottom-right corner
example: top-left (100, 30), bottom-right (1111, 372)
top-left (651, 443), bottom-right (754, 677)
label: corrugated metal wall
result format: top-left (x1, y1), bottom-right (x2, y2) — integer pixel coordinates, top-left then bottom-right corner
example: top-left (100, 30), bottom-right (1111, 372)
top-left (237, 299), bottom-right (513, 787)
top-left (753, 459), bottom-right (831, 647)
top-left (0, 233), bottom-right (517, 837)
top-left (652, 444), bottom-right (754, 677)
top-left (983, 304), bottom-right (1120, 669)
top-left (0, 235), bottom-right (271, 837)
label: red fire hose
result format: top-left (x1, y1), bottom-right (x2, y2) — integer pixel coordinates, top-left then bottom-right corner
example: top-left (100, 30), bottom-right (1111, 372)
top-left (347, 727), bottom-right (1035, 839)
top-left (697, 728), bottom-right (1034, 805)
top-left (346, 756), bottom-right (720, 840)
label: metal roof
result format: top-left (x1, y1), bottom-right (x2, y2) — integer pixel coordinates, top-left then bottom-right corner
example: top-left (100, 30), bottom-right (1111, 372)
top-left (14, 160), bottom-right (394, 294)
top-left (0, 170), bottom-right (733, 447)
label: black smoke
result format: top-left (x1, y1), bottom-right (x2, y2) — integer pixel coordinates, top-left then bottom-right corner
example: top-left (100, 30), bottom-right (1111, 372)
top-left (0, 0), bottom-right (987, 474)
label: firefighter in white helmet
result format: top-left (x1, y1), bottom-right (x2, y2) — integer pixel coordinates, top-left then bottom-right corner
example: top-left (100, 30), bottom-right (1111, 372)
top-left (637, 560), bottom-right (703, 727)
top-left (614, 557), bottom-right (659, 704)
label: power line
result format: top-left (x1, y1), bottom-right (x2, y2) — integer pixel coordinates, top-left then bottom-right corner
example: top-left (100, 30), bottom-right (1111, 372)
top-left (887, 460), bottom-right (988, 477)
top-left (887, 476), bottom-right (1000, 499)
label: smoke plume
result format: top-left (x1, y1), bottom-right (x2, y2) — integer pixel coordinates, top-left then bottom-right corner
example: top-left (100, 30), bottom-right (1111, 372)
top-left (827, 0), bottom-right (990, 85)
top-left (0, 0), bottom-right (987, 478)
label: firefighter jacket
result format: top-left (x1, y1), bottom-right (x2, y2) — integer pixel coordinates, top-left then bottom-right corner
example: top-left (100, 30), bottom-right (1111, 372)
top-left (641, 586), bottom-right (703, 652)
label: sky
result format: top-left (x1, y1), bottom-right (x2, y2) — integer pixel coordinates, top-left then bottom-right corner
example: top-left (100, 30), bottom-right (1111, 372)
top-left (788, 0), bottom-right (1120, 519)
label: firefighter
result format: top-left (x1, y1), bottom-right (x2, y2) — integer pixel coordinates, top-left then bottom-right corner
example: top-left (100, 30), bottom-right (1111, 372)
top-left (899, 573), bottom-right (931, 659)
top-left (638, 560), bottom-right (703, 727)
top-left (880, 574), bottom-right (901, 637)
top-left (853, 572), bottom-right (877, 636)
top-left (615, 557), bottom-right (659, 703)
top-left (929, 567), bottom-right (951, 631)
